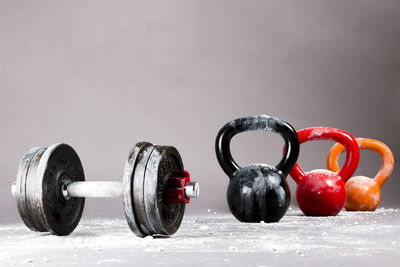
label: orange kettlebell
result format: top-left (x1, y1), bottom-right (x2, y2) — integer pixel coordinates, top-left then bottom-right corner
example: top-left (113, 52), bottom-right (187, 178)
top-left (327, 138), bottom-right (394, 211)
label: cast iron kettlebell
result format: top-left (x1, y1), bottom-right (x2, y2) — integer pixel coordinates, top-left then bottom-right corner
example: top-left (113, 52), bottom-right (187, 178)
top-left (215, 115), bottom-right (300, 223)
top-left (327, 137), bottom-right (393, 211)
top-left (289, 127), bottom-right (360, 216)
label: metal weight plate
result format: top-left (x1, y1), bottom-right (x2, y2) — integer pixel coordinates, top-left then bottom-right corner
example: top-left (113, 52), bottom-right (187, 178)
top-left (132, 144), bottom-right (157, 236)
top-left (122, 142), bottom-right (153, 237)
top-left (15, 147), bottom-right (46, 232)
top-left (34, 144), bottom-right (85, 235)
top-left (25, 148), bottom-right (49, 232)
top-left (144, 146), bottom-right (185, 235)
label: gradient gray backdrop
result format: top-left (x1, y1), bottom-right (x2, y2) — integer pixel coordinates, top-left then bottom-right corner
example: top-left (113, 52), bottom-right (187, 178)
top-left (1, 0), bottom-right (399, 223)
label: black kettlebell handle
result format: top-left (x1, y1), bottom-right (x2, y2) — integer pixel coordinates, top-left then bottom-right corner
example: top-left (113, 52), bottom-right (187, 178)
top-left (215, 115), bottom-right (300, 178)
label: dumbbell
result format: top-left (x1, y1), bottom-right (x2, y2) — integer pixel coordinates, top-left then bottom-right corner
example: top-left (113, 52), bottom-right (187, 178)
top-left (11, 142), bottom-right (199, 237)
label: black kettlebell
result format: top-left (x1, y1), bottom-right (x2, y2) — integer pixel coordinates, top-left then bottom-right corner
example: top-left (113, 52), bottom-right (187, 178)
top-left (215, 115), bottom-right (300, 223)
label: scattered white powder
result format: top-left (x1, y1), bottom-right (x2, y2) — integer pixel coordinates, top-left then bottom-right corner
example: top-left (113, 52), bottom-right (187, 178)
top-left (97, 259), bottom-right (126, 265)
top-left (22, 258), bottom-right (33, 264)
top-left (0, 209), bottom-right (398, 266)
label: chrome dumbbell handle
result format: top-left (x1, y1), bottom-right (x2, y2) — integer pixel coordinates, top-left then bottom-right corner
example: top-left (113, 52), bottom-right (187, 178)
top-left (65, 181), bottom-right (122, 198)
top-left (11, 180), bottom-right (122, 198)
top-left (183, 181), bottom-right (200, 198)
top-left (11, 180), bottom-right (199, 199)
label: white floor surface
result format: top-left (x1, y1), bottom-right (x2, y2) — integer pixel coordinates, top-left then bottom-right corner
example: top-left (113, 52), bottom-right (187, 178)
top-left (0, 208), bottom-right (399, 267)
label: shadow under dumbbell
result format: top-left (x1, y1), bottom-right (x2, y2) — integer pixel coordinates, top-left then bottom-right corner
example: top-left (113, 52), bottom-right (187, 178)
top-left (152, 235), bottom-right (171, 239)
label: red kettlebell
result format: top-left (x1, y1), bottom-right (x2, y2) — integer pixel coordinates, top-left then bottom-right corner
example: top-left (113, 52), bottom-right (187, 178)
top-left (289, 127), bottom-right (360, 216)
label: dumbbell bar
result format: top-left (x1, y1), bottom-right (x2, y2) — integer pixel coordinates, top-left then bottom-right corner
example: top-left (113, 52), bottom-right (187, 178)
top-left (11, 142), bottom-right (199, 237)
top-left (12, 180), bottom-right (199, 200)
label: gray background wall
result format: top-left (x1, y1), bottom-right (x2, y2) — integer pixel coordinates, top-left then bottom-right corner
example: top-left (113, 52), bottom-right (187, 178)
top-left (0, 0), bottom-right (399, 223)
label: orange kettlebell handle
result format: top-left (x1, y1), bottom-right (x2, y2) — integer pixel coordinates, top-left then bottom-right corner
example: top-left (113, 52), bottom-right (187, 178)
top-left (327, 138), bottom-right (394, 187)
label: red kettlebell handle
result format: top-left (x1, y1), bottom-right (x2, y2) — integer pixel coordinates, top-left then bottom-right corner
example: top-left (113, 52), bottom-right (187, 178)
top-left (290, 127), bottom-right (360, 183)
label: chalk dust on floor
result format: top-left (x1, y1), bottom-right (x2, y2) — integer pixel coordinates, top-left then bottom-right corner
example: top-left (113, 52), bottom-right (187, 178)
top-left (0, 208), bottom-right (399, 267)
